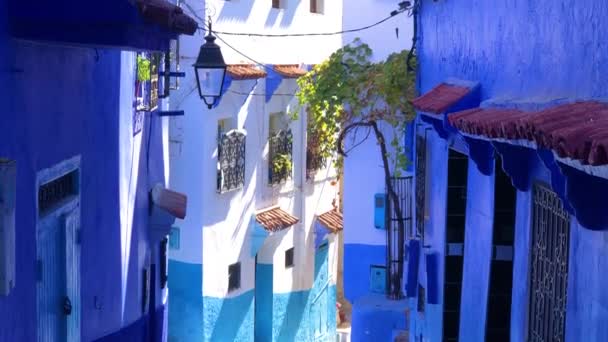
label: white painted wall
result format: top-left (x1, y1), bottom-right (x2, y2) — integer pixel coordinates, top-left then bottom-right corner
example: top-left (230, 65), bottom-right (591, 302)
top-left (342, 1), bottom-right (414, 246)
top-left (169, 0), bottom-right (342, 299)
top-left (203, 0), bottom-right (343, 64)
top-left (342, 0), bottom-right (413, 62)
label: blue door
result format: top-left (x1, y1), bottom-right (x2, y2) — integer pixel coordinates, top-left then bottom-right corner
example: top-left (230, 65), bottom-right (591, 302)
top-left (37, 207), bottom-right (80, 342)
top-left (311, 244), bottom-right (330, 341)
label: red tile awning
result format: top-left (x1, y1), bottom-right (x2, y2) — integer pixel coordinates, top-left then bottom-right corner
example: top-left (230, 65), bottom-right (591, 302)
top-left (449, 108), bottom-right (528, 139)
top-left (411, 83), bottom-right (472, 114)
top-left (317, 210), bottom-right (343, 233)
top-left (136, 0), bottom-right (198, 35)
top-left (448, 101), bottom-right (608, 166)
top-left (255, 207), bottom-right (299, 232)
top-left (273, 65), bottom-right (308, 78)
top-left (227, 65), bottom-right (267, 80)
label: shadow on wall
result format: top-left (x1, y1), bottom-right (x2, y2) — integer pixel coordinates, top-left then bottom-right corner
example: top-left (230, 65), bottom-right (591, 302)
top-left (207, 291), bottom-right (255, 341)
top-left (205, 81), bottom-right (260, 227)
top-left (216, 0), bottom-right (256, 23)
top-left (264, 0), bottom-right (300, 28)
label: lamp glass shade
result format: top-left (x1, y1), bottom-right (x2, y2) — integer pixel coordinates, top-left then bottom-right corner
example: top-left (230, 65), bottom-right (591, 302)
top-left (193, 34), bottom-right (227, 108)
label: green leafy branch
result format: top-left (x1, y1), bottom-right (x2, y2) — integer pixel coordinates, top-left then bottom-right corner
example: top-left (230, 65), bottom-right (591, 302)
top-left (294, 39), bottom-right (417, 296)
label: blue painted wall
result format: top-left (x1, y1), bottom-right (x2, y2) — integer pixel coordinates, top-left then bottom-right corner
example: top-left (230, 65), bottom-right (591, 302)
top-left (0, 39), bottom-right (167, 340)
top-left (255, 263), bottom-right (273, 341)
top-left (416, 1), bottom-right (608, 340)
top-left (343, 244), bottom-right (386, 303)
top-left (418, 0), bottom-right (608, 99)
top-left (168, 260), bottom-right (203, 342)
top-left (203, 290), bottom-right (255, 342)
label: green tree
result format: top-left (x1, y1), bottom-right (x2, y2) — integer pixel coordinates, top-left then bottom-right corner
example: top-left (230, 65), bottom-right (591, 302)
top-left (294, 39), bottom-right (416, 297)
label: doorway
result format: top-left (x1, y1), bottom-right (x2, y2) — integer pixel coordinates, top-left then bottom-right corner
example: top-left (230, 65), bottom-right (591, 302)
top-left (485, 156), bottom-right (516, 341)
top-left (36, 159), bottom-right (81, 342)
top-left (443, 149), bottom-right (468, 342)
top-left (311, 243), bottom-right (330, 341)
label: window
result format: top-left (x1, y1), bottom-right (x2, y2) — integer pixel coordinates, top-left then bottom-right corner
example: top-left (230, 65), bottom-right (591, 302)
top-left (310, 0), bottom-right (323, 13)
top-left (272, 0), bottom-right (282, 9)
top-left (217, 119), bottom-right (246, 193)
top-left (228, 262), bottom-right (241, 292)
top-left (285, 247), bottom-right (294, 268)
top-left (527, 183), bottom-right (570, 342)
top-left (169, 227), bottom-right (180, 250)
top-left (38, 169), bottom-right (79, 215)
top-left (268, 113), bottom-right (293, 185)
top-left (306, 118), bottom-right (326, 179)
top-left (135, 52), bottom-right (161, 113)
top-left (415, 129), bottom-right (431, 241)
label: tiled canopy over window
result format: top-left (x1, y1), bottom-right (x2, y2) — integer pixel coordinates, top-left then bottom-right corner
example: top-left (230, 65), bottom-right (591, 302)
top-left (449, 101), bottom-right (608, 166)
top-left (255, 207), bottom-right (299, 232)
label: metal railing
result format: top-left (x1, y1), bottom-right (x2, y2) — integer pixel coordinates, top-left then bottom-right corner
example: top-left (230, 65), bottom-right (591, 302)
top-left (217, 130), bottom-right (246, 193)
top-left (528, 183), bottom-right (570, 342)
top-left (268, 130), bottom-right (293, 185)
top-left (386, 176), bottom-right (413, 300)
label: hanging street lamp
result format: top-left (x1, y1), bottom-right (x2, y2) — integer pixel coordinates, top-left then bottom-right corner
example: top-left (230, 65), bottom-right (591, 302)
top-left (193, 18), bottom-right (227, 109)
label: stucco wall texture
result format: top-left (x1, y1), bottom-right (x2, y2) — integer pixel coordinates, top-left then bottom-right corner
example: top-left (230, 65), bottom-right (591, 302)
top-left (0, 41), bottom-right (167, 341)
top-left (416, 1), bottom-right (608, 341)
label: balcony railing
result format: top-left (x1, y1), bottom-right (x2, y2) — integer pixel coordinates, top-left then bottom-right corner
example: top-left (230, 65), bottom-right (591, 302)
top-left (306, 137), bottom-right (326, 180)
top-left (268, 129), bottom-right (293, 185)
top-left (217, 130), bottom-right (246, 193)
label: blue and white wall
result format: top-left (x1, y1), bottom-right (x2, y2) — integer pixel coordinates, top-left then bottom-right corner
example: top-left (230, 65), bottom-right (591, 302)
top-left (0, 37), bottom-right (171, 340)
top-left (413, 0), bottom-right (608, 341)
top-left (168, 1), bottom-right (342, 341)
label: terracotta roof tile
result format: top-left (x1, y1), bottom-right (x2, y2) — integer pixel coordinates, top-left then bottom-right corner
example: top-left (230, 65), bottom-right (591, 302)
top-left (448, 101), bottom-right (608, 166)
top-left (412, 83), bottom-right (472, 114)
top-left (255, 207), bottom-right (299, 232)
top-left (317, 210), bottom-right (343, 233)
top-left (227, 64), bottom-right (267, 80)
top-left (273, 64), bottom-right (307, 78)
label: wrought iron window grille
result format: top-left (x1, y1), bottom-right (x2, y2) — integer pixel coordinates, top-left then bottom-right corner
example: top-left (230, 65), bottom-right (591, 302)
top-left (386, 176), bottom-right (413, 300)
top-left (268, 129), bottom-right (293, 186)
top-left (527, 183), bottom-right (570, 342)
top-left (217, 130), bottom-right (246, 193)
top-left (306, 140), bottom-right (326, 180)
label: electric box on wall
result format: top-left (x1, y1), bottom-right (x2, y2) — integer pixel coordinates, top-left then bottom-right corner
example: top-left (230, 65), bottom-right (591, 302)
top-left (374, 193), bottom-right (387, 230)
top-left (0, 159), bottom-right (16, 296)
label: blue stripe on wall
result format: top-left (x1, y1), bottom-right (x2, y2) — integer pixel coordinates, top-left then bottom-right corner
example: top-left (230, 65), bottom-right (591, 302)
top-left (168, 260), bottom-right (203, 342)
top-left (255, 263), bottom-right (273, 341)
top-left (344, 244), bottom-right (386, 303)
top-left (203, 290), bottom-right (255, 342)
top-left (270, 286), bottom-right (337, 342)
top-left (350, 294), bottom-right (408, 342)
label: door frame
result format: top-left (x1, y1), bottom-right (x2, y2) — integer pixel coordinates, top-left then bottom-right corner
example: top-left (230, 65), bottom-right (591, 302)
top-left (36, 156), bottom-right (81, 342)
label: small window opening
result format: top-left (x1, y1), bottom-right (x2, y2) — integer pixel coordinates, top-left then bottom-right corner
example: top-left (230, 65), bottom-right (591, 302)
top-left (38, 169), bottom-right (78, 215)
top-left (228, 262), bottom-right (241, 292)
top-left (285, 247), bottom-right (294, 268)
top-left (310, 0), bottom-right (323, 13)
top-left (272, 0), bottom-right (282, 9)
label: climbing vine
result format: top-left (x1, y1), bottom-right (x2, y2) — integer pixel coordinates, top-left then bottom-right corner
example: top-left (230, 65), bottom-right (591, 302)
top-left (294, 39), bottom-right (416, 173)
top-left (294, 39), bottom-right (417, 297)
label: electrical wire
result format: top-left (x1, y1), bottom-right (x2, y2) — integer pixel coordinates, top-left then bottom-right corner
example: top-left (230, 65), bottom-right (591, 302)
top-left (208, 9), bottom-right (409, 37)
top-left (214, 33), bottom-right (275, 73)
